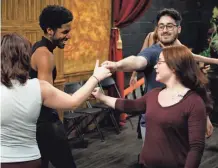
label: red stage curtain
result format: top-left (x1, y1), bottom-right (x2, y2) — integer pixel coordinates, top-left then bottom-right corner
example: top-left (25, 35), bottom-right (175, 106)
top-left (109, 0), bottom-right (152, 97)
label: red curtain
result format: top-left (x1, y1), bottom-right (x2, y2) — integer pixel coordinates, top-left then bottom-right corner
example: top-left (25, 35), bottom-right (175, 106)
top-left (109, 0), bottom-right (152, 97)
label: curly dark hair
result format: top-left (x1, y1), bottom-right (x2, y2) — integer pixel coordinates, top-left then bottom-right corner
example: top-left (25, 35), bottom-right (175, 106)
top-left (1, 33), bottom-right (32, 88)
top-left (156, 8), bottom-right (182, 25)
top-left (39, 5), bottom-right (73, 33)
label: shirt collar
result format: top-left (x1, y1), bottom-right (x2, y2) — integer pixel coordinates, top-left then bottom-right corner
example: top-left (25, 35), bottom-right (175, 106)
top-left (41, 36), bottom-right (56, 52)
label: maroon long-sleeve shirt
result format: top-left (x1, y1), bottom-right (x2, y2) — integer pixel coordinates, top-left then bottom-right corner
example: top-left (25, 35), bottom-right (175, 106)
top-left (115, 88), bottom-right (206, 168)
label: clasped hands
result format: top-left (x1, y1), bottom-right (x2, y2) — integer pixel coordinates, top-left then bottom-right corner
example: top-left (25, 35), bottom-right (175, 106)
top-left (91, 60), bottom-right (117, 100)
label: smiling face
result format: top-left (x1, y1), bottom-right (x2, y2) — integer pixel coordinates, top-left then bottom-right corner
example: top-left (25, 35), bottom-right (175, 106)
top-left (157, 15), bottom-right (181, 46)
top-left (154, 52), bottom-right (175, 84)
top-left (51, 21), bottom-right (72, 49)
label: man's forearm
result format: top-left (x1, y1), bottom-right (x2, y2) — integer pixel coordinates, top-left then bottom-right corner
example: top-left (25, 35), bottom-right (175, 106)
top-left (192, 53), bottom-right (218, 64)
top-left (116, 56), bottom-right (146, 72)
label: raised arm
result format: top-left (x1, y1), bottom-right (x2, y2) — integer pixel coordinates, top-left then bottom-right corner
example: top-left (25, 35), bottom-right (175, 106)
top-left (129, 32), bottom-right (156, 87)
top-left (101, 56), bottom-right (147, 72)
top-left (185, 99), bottom-right (206, 168)
top-left (41, 61), bottom-right (112, 110)
top-left (192, 53), bottom-right (218, 64)
top-left (92, 88), bottom-right (147, 113)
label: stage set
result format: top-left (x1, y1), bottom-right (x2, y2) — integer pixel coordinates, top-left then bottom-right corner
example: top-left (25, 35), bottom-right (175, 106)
top-left (1, 0), bottom-right (218, 168)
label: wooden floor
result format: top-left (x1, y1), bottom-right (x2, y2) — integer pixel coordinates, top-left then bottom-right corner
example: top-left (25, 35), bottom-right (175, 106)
top-left (50, 116), bottom-right (218, 168)
top-left (72, 116), bottom-right (142, 168)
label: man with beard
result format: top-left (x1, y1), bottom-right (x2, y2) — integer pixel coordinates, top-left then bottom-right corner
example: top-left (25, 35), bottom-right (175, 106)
top-left (102, 8), bottom-right (217, 144)
top-left (30, 5), bottom-right (76, 168)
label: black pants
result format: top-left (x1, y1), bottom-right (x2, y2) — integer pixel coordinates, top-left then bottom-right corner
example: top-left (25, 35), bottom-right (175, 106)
top-left (36, 120), bottom-right (76, 168)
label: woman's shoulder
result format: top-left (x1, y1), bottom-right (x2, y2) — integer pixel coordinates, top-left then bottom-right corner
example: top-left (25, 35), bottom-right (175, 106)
top-left (187, 91), bottom-right (204, 102)
top-left (184, 91), bottom-right (206, 109)
top-left (38, 79), bottom-right (51, 88)
top-left (38, 80), bottom-right (54, 96)
top-left (23, 78), bottom-right (41, 92)
top-left (27, 78), bottom-right (40, 85)
top-left (146, 87), bottom-right (162, 96)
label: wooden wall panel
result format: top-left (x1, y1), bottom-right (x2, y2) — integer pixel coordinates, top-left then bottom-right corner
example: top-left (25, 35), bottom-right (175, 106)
top-left (1, 0), bottom-right (111, 87)
top-left (63, 0), bottom-right (111, 76)
top-left (2, 0), bottom-right (111, 120)
top-left (1, 0), bottom-right (64, 84)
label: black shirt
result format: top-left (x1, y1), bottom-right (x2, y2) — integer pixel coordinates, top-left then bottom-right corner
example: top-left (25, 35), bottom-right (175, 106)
top-left (30, 36), bottom-right (57, 81)
top-left (30, 36), bottom-right (59, 122)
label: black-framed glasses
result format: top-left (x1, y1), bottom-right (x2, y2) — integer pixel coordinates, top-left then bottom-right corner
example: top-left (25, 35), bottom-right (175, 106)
top-left (157, 24), bottom-right (178, 31)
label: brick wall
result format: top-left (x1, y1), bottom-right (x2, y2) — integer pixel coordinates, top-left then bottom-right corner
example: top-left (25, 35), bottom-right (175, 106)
top-left (120, 0), bottom-right (217, 56)
top-left (120, 0), bottom-right (217, 87)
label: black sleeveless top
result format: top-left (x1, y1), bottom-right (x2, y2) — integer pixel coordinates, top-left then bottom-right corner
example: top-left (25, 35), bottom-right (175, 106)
top-left (30, 36), bottom-right (59, 123)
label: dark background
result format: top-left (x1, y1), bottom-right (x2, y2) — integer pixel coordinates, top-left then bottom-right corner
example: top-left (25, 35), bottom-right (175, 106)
top-left (120, 0), bottom-right (218, 87)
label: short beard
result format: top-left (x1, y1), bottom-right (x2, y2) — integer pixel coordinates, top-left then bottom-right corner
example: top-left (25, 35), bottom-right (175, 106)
top-left (51, 34), bottom-right (65, 49)
top-left (163, 39), bottom-right (176, 46)
top-left (159, 34), bottom-right (178, 46)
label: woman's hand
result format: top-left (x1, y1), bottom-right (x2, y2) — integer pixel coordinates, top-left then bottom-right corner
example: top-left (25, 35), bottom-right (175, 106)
top-left (92, 87), bottom-right (104, 100)
top-left (92, 87), bottom-right (117, 108)
top-left (205, 116), bottom-right (213, 138)
top-left (93, 60), bottom-right (112, 81)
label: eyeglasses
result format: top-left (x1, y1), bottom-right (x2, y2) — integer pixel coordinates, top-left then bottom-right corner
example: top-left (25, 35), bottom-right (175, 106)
top-left (156, 60), bottom-right (166, 66)
top-left (157, 24), bottom-right (178, 31)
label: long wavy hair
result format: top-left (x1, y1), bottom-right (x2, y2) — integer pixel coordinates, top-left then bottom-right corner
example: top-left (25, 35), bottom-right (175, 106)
top-left (162, 45), bottom-right (213, 113)
top-left (1, 33), bottom-right (32, 88)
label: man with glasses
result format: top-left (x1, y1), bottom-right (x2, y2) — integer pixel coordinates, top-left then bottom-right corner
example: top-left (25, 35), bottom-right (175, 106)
top-left (157, 23), bottom-right (178, 31)
top-left (102, 8), bottom-right (216, 144)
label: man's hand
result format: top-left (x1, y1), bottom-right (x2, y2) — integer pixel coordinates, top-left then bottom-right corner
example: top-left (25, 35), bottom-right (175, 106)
top-left (205, 116), bottom-right (214, 138)
top-left (101, 61), bottom-right (118, 72)
top-left (93, 60), bottom-right (112, 81)
top-left (102, 56), bottom-right (147, 72)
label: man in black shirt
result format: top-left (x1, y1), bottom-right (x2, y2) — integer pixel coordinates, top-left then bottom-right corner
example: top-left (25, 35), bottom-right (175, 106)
top-left (30, 5), bottom-right (76, 168)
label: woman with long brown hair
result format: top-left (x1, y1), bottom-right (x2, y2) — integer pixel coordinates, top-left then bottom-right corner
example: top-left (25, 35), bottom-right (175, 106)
top-left (93, 45), bottom-right (212, 168)
top-left (1, 33), bottom-right (111, 168)
top-left (129, 28), bottom-right (183, 143)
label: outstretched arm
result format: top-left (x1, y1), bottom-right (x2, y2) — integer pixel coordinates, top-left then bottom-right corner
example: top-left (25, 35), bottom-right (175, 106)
top-left (101, 56), bottom-right (148, 72)
top-left (92, 88), bottom-right (147, 113)
top-left (192, 53), bottom-right (218, 64)
top-left (92, 88), bottom-right (117, 109)
top-left (41, 61), bottom-right (112, 110)
top-left (129, 32), bottom-right (156, 87)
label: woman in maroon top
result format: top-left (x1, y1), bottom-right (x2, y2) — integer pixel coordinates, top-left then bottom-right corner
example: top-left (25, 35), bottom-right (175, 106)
top-left (93, 45), bottom-right (212, 168)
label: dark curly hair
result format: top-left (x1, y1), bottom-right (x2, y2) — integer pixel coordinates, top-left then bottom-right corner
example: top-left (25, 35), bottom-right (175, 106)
top-left (39, 5), bottom-right (73, 33)
top-left (1, 33), bottom-right (32, 88)
top-left (156, 8), bottom-right (182, 25)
